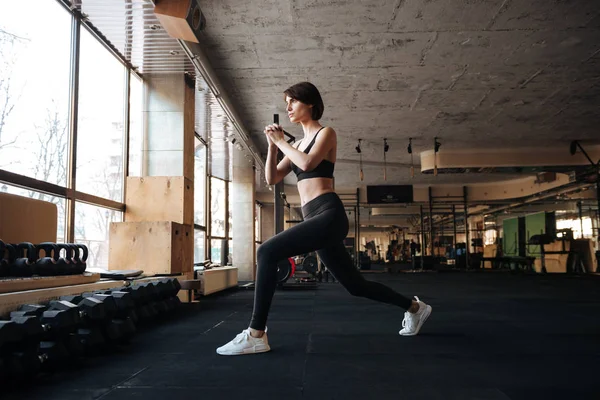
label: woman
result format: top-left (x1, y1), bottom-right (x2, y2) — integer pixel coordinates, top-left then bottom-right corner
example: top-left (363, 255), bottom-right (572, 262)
top-left (217, 82), bottom-right (432, 356)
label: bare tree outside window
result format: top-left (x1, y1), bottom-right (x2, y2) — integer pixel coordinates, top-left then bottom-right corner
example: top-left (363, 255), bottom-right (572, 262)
top-left (0, 28), bottom-right (27, 157)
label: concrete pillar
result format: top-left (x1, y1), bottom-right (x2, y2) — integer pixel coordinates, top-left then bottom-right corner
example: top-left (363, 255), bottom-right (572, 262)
top-left (231, 149), bottom-right (256, 281)
top-left (262, 204), bottom-right (275, 241)
top-left (274, 182), bottom-right (284, 234)
top-left (143, 74), bottom-right (194, 180)
top-left (110, 73), bottom-right (194, 276)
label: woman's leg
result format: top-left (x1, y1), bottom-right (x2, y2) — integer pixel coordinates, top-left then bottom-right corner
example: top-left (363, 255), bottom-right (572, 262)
top-left (317, 242), bottom-right (413, 310)
top-left (250, 209), bottom-right (338, 330)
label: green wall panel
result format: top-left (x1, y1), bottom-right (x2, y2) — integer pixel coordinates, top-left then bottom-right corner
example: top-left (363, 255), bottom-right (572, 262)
top-left (503, 218), bottom-right (519, 256)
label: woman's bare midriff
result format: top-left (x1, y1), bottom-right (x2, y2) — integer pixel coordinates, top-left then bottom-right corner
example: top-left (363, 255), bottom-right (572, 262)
top-left (298, 177), bottom-right (335, 206)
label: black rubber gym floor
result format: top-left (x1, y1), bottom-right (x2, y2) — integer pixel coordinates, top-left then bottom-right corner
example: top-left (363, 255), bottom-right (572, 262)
top-left (6, 270), bottom-right (600, 400)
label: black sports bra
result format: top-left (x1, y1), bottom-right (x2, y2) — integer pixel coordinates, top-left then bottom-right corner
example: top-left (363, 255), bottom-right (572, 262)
top-left (290, 127), bottom-right (335, 182)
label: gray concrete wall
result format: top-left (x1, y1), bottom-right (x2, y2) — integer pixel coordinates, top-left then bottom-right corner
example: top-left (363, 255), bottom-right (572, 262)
top-left (231, 149), bottom-right (256, 280)
top-left (143, 74), bottom-right (192, 178)
top-left (262, 204), bottom-right (275, 243)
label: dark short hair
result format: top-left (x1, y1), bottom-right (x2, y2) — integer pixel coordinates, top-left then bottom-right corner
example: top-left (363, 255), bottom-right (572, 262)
top-left (283, 82), bottom-right (324, 121)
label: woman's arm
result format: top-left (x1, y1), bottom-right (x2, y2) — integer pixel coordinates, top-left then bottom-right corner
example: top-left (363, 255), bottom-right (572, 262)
top-left (274, 127), bottom-right (336, 172)
top-left (265, 145), bottom-right (291, 185)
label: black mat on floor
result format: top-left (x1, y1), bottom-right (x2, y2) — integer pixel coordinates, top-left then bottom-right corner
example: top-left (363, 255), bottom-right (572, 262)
top-left (6, 272), bottom-right (600, 400)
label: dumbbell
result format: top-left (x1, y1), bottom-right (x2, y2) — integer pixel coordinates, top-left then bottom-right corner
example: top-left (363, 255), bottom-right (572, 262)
top-left (8, 315), bottom-right (78, 373)
top-left (0, 319), bottom-right (39, 380)
top-left (81, 292), bottom-right (136, 342)
top-left (96, 289), bottom-right (139, 325)
top-left (53, 295), bottom-right (129, 343)
top-left (146, 281), bottom-right (171, 313)
top-left (159, 279), bottom-right (182, 311)
top-left (8, 306), bottom-right (84, 371)
top-left (118, 284), bottom-right (157, 322)
top-left (0, 320), bottom-right (21, 350)
top-left (11, 304), bottom-right (81, 338)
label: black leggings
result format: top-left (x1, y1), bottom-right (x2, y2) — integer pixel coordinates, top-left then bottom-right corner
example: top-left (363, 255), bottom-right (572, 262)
top-left (250, 192), bottom-right (413, 330)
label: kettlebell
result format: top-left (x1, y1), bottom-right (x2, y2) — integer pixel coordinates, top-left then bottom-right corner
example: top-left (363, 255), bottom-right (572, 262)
top-left (11, 242), bottom-right (36, 277)
top-left (0, 240), bottom-right (13, 277)
top-left (70, 244), bottom-right (89, 274)
top-left (36, 242), bottom-right (61, 276)
top-left (56, 243), bottom-right (76, 275)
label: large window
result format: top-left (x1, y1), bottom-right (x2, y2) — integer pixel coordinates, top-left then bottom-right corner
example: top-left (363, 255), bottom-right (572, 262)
top-left (557, 217), bottom-right (594, 240)
top-left (194, 137), bottom-right (207, 262)
top-left (76, 28), bottom-right (125, 202)
top-left (210, 177), bottom-right (226, 237)
top-left (128, 74), bottom-right (144, 177)
top-left (194, 229), bottom-right (205, 263)
top-left (0, 3), bottom-right (139, 269)
top-left (0, 2), bottom-right (71, 184)
top-left (194, 139), bottom-right (206, 226)
top-left (208, 175), bottom-right (233, 265)
top-left (75, 202), bottom-right (122, 269)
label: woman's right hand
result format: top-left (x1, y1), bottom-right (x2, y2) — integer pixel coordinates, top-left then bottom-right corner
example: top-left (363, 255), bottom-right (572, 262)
top-left (264, 125), bottom-right (278, 149)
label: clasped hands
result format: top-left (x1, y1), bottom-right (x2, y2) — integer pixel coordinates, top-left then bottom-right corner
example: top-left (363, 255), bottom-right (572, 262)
top-left (264, 124), bottom-right (284, 147)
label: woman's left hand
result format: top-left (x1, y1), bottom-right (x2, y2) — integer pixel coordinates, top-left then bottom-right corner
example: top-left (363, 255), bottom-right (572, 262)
top-left (264, 124), bottom-right (284, 145)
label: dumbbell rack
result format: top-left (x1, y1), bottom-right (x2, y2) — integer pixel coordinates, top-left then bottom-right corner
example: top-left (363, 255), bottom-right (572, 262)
top-left (0, 273), bottom-right (101, 294)
top-left (0, 277), bottom-right (183, 384)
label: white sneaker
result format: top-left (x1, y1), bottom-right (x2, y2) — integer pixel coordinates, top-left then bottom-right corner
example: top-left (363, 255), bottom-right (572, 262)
top-left (399, 297), bottom-right (432, 336)
top-left (216, 328), bottom-right (271, 356)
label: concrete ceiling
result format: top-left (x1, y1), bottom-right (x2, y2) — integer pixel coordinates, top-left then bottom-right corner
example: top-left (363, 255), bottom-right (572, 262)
top-left (197, 0), bottom-right (600, 190)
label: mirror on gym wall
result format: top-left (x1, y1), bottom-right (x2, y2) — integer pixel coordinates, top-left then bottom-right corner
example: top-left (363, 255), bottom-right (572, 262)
top-left (0, 1), bottom-right (71, 185)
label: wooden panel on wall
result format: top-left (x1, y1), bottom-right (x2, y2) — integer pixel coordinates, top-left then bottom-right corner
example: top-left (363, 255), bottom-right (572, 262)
top-left (0, 192), bottom-right (57, 244)
top-left (109, 221), bottom-right (192, 275)
top-left (125, 176), bottom-right (193, 225)
top-left (183, 77), bottom-right (195, 183)
top-left (0, 273), bottom-right (100, 294)
top-left (154, 0), bottom-right (199, 43)
top-left (198, 266), bottom-right (238, 295)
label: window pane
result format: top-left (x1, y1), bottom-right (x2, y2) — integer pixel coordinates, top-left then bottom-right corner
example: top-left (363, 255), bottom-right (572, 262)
top-left (255, 203), bottom-right (260, 242)
top-left (228, 239), bottom-right (232, 265)
top-left (194, 140), bottom-right (206, 226)
top-left (194, 229), bottom-right (205, 263)
top-left (128, 74), bottom-right (143, 177)
top-left (0, 184), bottom-right (66, 243)
top-left (210, 239), bottom-right (222, 264)
top-left (0, 3), bottom-right (71, 185)
top-left (228, 183), bottom-right (232, 237)
top-left (76, 28), bottom-right (125, 202)
top-left (210, 177), bottom-right (225, 237)
top-left (74, 202), bottom-right (122, 269)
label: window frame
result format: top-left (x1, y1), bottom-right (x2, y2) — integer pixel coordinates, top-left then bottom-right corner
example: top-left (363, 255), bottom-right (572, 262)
top-left (0, 1), bottom-right (141, 243)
